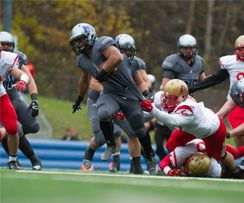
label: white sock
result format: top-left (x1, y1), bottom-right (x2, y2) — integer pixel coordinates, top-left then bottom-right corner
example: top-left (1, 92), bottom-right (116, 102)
top-left (9, 156), bottom-right (17, 162)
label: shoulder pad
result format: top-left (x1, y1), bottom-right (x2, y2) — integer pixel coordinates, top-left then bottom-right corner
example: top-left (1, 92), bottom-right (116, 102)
top-left (15, 50), bottom-right (28, 67)
top-left (97, 36), bottom-right (116, 52)
top-left (133, 56), bottom-right (146, 69)
top-left (161, 54), bottom-right (178, 70)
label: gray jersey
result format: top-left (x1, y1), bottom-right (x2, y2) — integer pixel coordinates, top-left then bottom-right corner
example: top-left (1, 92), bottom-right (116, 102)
top-left (162, 54), bottom-right (204, 88)
top-left (76, 36), bottom-right (140, 100)
top-left (130, 56), bottom-right (146, 76)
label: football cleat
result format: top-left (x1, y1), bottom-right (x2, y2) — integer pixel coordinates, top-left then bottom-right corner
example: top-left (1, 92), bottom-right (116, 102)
top-left (8, 160), bottom-right (22, 170)
top-left (145, 156), bottom-right (158, 175)
top-left (109, 161), bottom-right (120, 172)
top-left (101, 146), bottom-right (116, 161)
top-left (81, 159), bottom-right (94, 171)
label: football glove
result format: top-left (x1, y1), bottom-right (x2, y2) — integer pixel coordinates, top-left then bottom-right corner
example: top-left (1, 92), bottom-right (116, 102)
top-left (72, 96), bottom-right (83, 113)
top-left (14, 81), bottom-right (27, 92)
top-left (140, 99), bottom-right (153, 112)
top-left (28, 100), bottom-right (39, 117)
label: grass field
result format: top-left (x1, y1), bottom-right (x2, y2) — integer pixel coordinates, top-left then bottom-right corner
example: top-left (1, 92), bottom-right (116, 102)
top-left (1, 168), bottom-right (244, 203)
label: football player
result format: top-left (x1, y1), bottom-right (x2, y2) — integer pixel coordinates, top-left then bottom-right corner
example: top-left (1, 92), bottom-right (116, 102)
top-left (0, 43), bottom-right (29, 169)
top-left (141, 79), bottom-right (244, 178)
top-left (217, 78), bottom-right (244, 139)
top-left (158, 34), bottom-right (208, 160)
top-left (0, 31), bottom-right (41, 170)
top-left (114, 34), bottom-right (157, 174)
top-left (189, 35), bottom-right (244, 158)
top-left (70, 23), bottom-right (152, 174)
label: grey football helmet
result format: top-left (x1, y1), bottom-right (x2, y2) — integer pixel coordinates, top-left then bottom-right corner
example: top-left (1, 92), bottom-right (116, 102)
top-left (177, 34), bottom-right (198, 60)
top-left (115, 34), bottom-right (136, 60)
top-left (0, 31), bottom-right (15, 52)
top-left (69, 23), bottom-right (96, 55)
top-left (234, 78), bottom-right (244, 107)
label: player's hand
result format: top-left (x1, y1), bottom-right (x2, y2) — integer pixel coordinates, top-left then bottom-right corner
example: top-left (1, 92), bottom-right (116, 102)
top-left (14, 81), bottom-right (27, 92)
top-left (167, 169), bottom-right (182, 176)
top-left (112, 112), bottom-right (125, 120)
top-left (140, 99), bottom-right (153, 112)
top-left (72, 96), bottom-right (83, 113)
top-left (28, 100), bottom-right (39, 117)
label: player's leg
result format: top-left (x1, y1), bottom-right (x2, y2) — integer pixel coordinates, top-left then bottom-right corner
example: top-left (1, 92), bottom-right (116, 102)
top-left (0, 94), bottom-right (20, 170)
top-left (154, 124), bottom-right (171, 160)
top-left (97, 94), bottom-right (120, 160)
top-left (7, 89), bottom-right (41, 169)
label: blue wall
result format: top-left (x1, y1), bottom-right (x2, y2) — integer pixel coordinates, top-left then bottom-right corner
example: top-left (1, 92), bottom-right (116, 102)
top-left (0, 139), bottom-right (149, 171)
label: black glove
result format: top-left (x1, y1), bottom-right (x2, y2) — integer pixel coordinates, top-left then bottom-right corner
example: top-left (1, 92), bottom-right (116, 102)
top-left (28, 93), bottom-right (39, 117)
top-left (226, 131), bottom-right (231, 139)
top-left (72, 96), bottom-right (83, 113)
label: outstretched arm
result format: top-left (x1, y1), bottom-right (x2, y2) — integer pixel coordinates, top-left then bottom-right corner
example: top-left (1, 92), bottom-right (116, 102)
top-left (189, 69), bottom-right (229, 93)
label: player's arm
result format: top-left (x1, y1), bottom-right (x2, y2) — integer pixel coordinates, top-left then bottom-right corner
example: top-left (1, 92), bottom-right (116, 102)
top-left (140, 69), bottom-right (151, 89)
top-left (89, 77), bottom-right (103, 92)
top-left (189, 69), bottom-right (229, 93)
top-left (132, 70), bottom-right (150, 98)
top-left (95, 46), bottom-right (123, 82)
top-left (72, 71), bottom-right (91, 113)
top-left (21, 64), bottom-right (40, 117)
top-left (217, 98), bottom-right (236, 118)
top-left (199, 71), bottom-right (207, 82)
top-left (229, 123), bottom-right (244, 138)
top-left (21, 65), bottom-right (37, 95)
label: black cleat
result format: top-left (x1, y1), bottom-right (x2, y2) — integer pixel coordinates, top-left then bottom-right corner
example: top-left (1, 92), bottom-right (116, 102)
top-left (8, 161), bottom-right (22, 170)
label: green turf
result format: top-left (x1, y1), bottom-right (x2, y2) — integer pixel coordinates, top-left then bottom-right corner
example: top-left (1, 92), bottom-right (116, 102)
top-left (39, 96), bottom-right (92, 140)
top-left (1, 168), bottom-right (244, 203)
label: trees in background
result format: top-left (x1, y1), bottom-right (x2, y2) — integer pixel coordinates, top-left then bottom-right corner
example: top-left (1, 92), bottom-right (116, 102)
top-left (1, 0), bottom-right (244, 106)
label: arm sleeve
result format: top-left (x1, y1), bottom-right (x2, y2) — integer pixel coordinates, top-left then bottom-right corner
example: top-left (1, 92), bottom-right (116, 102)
top-left (150, 104), bottom-right (194, 127)
top-left (159, 154), bottom-right (171, 174)
top-left (189, 69), bottom-right (229, 93)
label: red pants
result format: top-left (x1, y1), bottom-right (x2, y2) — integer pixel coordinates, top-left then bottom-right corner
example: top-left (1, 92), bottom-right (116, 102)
top-left (166, 118), bottom-right (226, 160)
top-left (228, 105), bottom-right (244, 136)
top-left (0, 94), bottom-right (18, 135)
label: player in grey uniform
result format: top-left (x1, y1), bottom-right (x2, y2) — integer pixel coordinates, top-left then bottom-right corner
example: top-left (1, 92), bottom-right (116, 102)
top-left (217, 78), bottom-right (244, 139)
top-left (114, 34), bottom-right (157, 174)
top-left (158, 34), bottom-right (207, 160)
top-left (0, 31), bottom-right (41, 170)
top-left (82, 78), bottom-right (125, 171)
top-left (70, 23), bottom-right (152, 174)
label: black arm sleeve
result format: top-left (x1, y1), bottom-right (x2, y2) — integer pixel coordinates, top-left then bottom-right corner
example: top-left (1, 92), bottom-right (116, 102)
top-left (189, 69), bottom-right (229, 93)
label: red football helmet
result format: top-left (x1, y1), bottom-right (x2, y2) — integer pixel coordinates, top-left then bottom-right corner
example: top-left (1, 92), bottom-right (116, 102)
top-left (234, 35), bottom-right (244, 61)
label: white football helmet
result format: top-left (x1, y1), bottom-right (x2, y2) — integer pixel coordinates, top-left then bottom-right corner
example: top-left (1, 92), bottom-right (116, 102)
top-left (185, 153), bottom-right (211, 177)
top-left (69, 23), bottom-right (96, 55)
top-left (161, 79), bottom-right (189, 112)
top-left (115, 34), bottom-right (136, 59)
top-left (234, 35), bottom-right (244, 61)
top-left (177, 34), bottom-right (198, 60)
top-left (0, 31), bottom-right (15, 52)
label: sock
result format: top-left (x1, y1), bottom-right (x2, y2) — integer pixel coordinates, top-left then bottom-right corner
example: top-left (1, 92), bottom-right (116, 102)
top-left (1, 135), bottom-right (9, 155)
top-left (139, 132), bottom-right (155, 159)
top-left (132, 156), bottom-right (142, 174)
top-left (112, 154), bottom-right (120, 170)
top-left (19, 136), bottom-right (35, 160)
top-left (99, 121), bottom-right (115, 147)
top-left (9, 155), bottom-right (17, 162)
top-left (84, 147), bottom-right (95, 161)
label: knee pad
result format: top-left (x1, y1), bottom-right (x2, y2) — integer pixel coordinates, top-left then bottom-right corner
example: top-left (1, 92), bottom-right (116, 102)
top-left (94, 131), bottom-right (106, 146)
top-left (91, 117), bottom-right (100, 134)
top-left (23, 122), bottom-right (40, 134)
top-left (134, 128), bottom-right (146, 139)
top-left (98, 109), bottom-right (111, 121)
